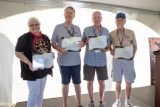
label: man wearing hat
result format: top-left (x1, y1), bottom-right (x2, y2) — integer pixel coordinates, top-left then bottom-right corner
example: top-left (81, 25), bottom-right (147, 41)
top-left (110, 12), bottom-right (137, 107)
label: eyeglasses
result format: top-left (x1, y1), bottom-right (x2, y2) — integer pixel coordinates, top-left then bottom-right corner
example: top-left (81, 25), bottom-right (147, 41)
top-left (29, 23), bottom-right (40, 27)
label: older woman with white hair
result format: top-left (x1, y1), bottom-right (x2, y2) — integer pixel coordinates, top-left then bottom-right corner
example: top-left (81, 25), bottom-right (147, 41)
top-left (15, 17), bottom-right (53, 107)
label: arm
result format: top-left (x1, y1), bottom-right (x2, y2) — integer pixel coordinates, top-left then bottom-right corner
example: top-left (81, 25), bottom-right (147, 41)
top-left (133, 45), bottom-right (137, 58)
top-left (109, 44), bottom-right (115, 55)
top-left (52, 43), bottom-right (67, 54)
top-left (15, 35), bottom-right (34, 71)
top-left (15, 52), bottom-right (33, 71)
top-left (108, 33), bottom-right (115, 55)
top-left (81, 28), bottom-right (88, 46)
top-left (78, 27), bottom-right (85, 48)
top-left (131, 31), bottom-right (137, 58)
top-left (51, 25), bottom-right (67, 54)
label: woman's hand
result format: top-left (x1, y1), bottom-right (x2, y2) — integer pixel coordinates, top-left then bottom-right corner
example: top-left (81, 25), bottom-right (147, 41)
top-left (15, 52), bottom-right (35, 71)
top-left (28, 62), bottom-right (34, 71)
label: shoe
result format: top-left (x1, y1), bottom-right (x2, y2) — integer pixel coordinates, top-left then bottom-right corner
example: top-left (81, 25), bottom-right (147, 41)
top-left (125, 100), bottom-right (133, 107)
top-left (112, 101), bottom-right (121, 107)
top-left (88, 101), bottom-right (94, 107)
top-left (99, 102), bottom-right (105, 107)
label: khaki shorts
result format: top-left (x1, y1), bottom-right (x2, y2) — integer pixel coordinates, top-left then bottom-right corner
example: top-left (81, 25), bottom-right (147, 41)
top-left (112, 59), bottom-right (136, 83)
top-left (83, 64), bottom-right (108, 81)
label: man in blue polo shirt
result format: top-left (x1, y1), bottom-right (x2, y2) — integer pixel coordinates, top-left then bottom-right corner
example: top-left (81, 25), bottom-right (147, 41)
top-left (51, 6), bottom-right (83, 107)
top-left (82, 11), bottom-right (110, 107)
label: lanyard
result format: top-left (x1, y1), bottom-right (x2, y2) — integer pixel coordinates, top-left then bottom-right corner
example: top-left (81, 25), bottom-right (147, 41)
top-left (64, 24), bottom-right (74, 37)
top-left (117, 29), bottom-right (125, 47)
top-left (92, 25), bottom-right (103, 36)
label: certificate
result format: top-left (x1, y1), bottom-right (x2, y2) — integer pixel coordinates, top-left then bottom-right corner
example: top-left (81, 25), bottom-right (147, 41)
top-left (61, 37), bottom-right (81, 51)
top-left (114, 46), bottom-right (133, 59)
top-left (32, 52), bottom-right (54, 70)
top-left (88, 35), bottom-right (107, 50)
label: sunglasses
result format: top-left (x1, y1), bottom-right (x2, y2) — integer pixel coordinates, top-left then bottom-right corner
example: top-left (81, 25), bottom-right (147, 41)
top-left (29, 23), bottom-right (40, 27)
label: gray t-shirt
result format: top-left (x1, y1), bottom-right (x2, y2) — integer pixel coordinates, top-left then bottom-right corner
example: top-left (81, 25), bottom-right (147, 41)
top-left (51, 23), bottom-right (81, 66)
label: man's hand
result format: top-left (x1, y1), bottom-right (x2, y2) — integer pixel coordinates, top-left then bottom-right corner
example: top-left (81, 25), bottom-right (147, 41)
top-left (52, 43), bottom-right (67, 54)
top-left (110, 50), bottom-right (115, 56)
top-left (79, 41), bottom-right (85, 48)
top-left (59, 48), bottom-right (67, 54)
top-left (100, 48), bottom-right (108, 52)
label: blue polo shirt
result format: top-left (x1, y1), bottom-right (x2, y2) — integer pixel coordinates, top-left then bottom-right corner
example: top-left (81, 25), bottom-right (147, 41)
top-left (82, 26), bottom-right (110, 66)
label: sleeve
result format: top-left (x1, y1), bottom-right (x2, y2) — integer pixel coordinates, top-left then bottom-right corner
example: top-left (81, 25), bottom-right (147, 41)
top-left (51, 25), bottom-right (58, 44)
top-left (105, 28), bottom-right (111, 46)
top-left (109, 32), bottom-right (114, 49)
top-left (15, 35), bottom-right (27, 52)
top-left (131, 31), bottom-right (137, 47)
top-left (109, 32), bottom-right (113, 44)
top-left (78, 26), bottom-right (81, 37)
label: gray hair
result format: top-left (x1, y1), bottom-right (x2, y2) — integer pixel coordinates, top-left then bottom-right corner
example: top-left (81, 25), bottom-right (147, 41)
top-left (64, 6), bottom-right (75, 13)
top-left (92, 11), bottom-right (102, 17)
top-left (27, 17), bottom-right (40, 26)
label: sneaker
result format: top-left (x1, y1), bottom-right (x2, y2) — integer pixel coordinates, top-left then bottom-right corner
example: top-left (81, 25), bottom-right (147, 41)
top-left (99, 102), bottom-right (105, 107)
top-left (88, 101), bottom-right (94, 107)
top-left (125, 100), bottom-right (133, 107)
top-left (112, 101), bottom-right (121, 107)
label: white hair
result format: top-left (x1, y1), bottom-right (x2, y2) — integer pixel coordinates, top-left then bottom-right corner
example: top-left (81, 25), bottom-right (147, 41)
top-left (27, 17), bottom-right (40, 26)
top-left (92, 11), bottom-right (102, 17)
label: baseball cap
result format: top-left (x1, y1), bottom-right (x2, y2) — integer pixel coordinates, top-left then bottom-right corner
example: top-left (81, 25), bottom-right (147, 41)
top-left (116, 12), bottom-right (126, 19)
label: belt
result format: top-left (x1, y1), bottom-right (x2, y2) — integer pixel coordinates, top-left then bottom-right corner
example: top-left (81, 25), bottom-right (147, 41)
top-left (68, 50), bottom-right (81, 52)
top-left (116, 57), bottom-right (133, 60)
top-left (115, 46), bottom-right (124, 48)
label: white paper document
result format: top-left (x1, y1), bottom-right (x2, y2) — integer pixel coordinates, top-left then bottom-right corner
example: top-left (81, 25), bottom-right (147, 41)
top-left (32, 53), bottom-right (54, 70)
top-left (61, 37), bottom-right (81, 51)
top-left (114, 46), bottom-right (133, 59)
top-left (88, 35), bottom-right (107, 50)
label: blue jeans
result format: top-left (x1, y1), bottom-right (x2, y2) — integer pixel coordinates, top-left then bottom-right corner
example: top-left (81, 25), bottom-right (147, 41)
top-left (27, 76), bottom-right (47, 107)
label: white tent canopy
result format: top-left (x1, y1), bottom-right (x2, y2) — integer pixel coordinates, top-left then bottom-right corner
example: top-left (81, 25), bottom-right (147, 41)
top-left (0, 0), bottom-right (160, 33)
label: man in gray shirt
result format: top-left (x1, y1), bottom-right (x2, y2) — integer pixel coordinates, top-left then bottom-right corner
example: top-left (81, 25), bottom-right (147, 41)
top-left (51, 6), bottom-right (83, 107)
